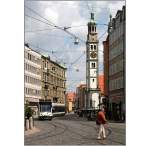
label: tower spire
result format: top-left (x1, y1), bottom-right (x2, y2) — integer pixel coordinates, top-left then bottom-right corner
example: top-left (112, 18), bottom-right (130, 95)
top-left (91, 12), bottom-right (94, 20)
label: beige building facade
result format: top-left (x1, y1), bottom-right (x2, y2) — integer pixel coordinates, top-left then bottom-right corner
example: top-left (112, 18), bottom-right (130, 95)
top-left (41, 55), bottom-right (66, 104)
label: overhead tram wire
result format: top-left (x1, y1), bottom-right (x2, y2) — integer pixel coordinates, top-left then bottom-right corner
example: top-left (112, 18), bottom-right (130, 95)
top-left (25, 5), bottom-right (72, 34)
top-left (98, 30), bottom-right (108, 40)
top-left (25, 42), bottom-right (64, 63)
top-left (25, 5), bottom-right (55, 27)
top-left (25, 42), bottom-right (54, 54)
top-left (25, 6), bottom-right (86, 44)
top-left (25, 5), bottom-right (108, 45)
top-left (70, 51), bottom-right (86, 66)
top-left (25, 6), bottom-right (103, 66)
top-left (26, 31), bottom-right (69, 39)
top-left (25, 16), bottom-right (81, 46)
top-left (25, 42), bottom-right (81, 66)
top-left (25, 14), bottom-right (107, 40)
top-left (25, 28), bottom-right (56, 33)
top-left (25, 14), bottom-right (53, 27)
top-left (25, 15), bottom-right (74, 40)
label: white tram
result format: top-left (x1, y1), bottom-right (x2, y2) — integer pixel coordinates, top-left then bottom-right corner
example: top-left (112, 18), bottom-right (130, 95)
top-left (38, 100), bottom-right (65, 120)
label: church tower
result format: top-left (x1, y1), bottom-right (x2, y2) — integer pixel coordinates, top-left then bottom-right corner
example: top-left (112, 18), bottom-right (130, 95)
top-left (86, 13), bottom-right (100, 110)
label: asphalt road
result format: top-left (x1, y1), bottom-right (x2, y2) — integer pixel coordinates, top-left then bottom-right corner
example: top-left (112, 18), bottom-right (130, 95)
top-left (25, 113), bottom-right (125, 145)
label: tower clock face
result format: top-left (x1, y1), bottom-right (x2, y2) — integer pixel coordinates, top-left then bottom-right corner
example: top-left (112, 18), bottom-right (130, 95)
top-left (90, 52), bottom-right (97, 58)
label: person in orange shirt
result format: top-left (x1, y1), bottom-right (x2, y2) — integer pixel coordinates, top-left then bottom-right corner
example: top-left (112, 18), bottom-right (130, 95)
top-left (97, 107), bottom-right (107, 140)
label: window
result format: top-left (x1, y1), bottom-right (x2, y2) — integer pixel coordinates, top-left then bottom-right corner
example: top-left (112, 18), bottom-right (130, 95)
top-left (28, 53), bottom-right (31, 60)
top-left (92, 62), bottom-right (96, 68)
top-left (92, 78), bottom-right (95, 82)
top-left (89, 26), bottom-right (91, 32)
top-left (94, 45), bottom-right (96, 50)
top-left (25, 76), bottom-right (27, 82)
top-left (92, 26), bottom-right (94, 32)
top-left (91, 45), bottom-right (93, 51)
top-left (52, 67), bottom-right (55, 71)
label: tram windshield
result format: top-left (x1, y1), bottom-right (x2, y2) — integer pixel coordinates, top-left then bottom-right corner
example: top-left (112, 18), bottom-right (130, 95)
top-left (40, 104), bottom-right (52, 112)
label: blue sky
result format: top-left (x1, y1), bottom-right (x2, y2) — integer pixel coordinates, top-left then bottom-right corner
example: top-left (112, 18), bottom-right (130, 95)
top-left (25, 0), bottom-right (125, 92)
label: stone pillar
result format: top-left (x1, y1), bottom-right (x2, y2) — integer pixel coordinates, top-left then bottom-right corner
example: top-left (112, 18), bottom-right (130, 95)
top-left (25, 119), bottom-right (29, 131)
top-left (29, 117), bottom-right (33, 130)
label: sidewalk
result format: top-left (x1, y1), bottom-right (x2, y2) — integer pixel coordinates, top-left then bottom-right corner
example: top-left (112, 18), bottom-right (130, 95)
top-left (25, 127), bottom-right (40, 136)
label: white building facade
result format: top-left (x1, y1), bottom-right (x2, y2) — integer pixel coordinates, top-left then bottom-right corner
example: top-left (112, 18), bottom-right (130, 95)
top-left (24, 44), bottom-right (42, 116)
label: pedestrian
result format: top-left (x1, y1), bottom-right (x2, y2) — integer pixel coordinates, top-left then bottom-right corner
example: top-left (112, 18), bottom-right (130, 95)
top-left (96, 107), bottom-right (107, 140)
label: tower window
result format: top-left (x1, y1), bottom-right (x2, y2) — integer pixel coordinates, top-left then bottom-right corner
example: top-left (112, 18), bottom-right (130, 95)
top-left (93, 79), bottom-right (95, 82)
top-left (92, 26), bottom-right (94, 32)
top-left (95, 26), bottom-right (96, 32)
top-left (91, 45), bottom-right (93, 50)
top-left (92, 62), bottom-right (96, 68)
top-left (94, 45), bottom-right (96, 50)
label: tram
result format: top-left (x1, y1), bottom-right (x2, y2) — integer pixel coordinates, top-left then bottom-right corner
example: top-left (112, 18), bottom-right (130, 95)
top-left (38, 100), bottom-right (52, 120)
top-left (38, 100), bottom-right (65, 120)
top-left (52, 103), bottom-right (66, 117)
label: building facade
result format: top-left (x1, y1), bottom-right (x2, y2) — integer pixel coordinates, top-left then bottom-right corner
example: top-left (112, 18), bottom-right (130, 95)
top-left (108, 6), bottom-right (125, 121)
top-left (98, 74), bottom-right (104, 95)
top-left (41, 55), bottom-right (66, 104)
top-left (66, 92), bottom-right (76, 112)
top-left (86, 13), bottom-right (100, 110)
top-left (76, 84), bottom-right (86, 111)
top-left (24, 44), bottom-right (42, 116)
top-left (103, 36), bottom-right (109, 98)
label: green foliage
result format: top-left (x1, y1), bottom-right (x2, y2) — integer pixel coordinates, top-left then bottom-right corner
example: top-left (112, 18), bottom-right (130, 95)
top-left (25, 104), bottom-right (33, 119)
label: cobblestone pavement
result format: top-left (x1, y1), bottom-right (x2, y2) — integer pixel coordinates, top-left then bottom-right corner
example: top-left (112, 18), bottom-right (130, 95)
top-left (25, 113), bottom-right (125, 145)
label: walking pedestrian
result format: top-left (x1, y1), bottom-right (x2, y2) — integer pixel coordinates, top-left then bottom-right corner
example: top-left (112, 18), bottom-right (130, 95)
top-left (96, 107), bottom-right (107, 140)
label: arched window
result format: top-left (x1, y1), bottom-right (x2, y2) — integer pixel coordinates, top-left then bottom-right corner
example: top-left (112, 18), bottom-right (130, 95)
top-left (92, 26), bottom-right (94, 32)
top-left (94, 45), bottom-right (96, 50)
top-left (89, 26), bottom-right (91, 33)
top-left (91, 45), bottom-right (93, 51)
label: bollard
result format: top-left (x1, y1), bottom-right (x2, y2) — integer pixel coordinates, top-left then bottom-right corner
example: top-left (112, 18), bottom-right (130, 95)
top-left (33, 117), bottom-right (34, 127)
top-left (29, 117), bottom-right (33, 130)
top-left (25, 119), bottom-right (29, 131)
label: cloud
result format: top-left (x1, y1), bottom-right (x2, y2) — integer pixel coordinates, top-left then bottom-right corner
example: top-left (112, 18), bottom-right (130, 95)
top-left (108, 1), bottom-right (125, 17)
top-left (44, 8), bottom-right (59, 24)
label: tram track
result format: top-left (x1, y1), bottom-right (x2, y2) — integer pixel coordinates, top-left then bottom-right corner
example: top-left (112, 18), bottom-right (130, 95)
top-left (68, 120), bottom-right (125, 145)
top-left (52, 120), bottom-right (111, 145)
top-left (25, 117), bottom-right (125, 145)
top-left (25, 121), bottom-right (68, 143)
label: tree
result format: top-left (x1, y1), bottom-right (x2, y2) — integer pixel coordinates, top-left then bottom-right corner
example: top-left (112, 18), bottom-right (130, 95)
top-left (25, 102), bottom-right (33, 119)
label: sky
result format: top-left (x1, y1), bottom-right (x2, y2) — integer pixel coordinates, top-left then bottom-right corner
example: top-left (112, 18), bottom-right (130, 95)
top-left (25, 0), bottom-right (125, 92)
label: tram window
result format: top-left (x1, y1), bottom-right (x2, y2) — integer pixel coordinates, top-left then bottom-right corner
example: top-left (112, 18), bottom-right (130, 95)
top-left (40, 104), bottom-right (51, 112)
top-left (52, 106), bottom-right (65, 113)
